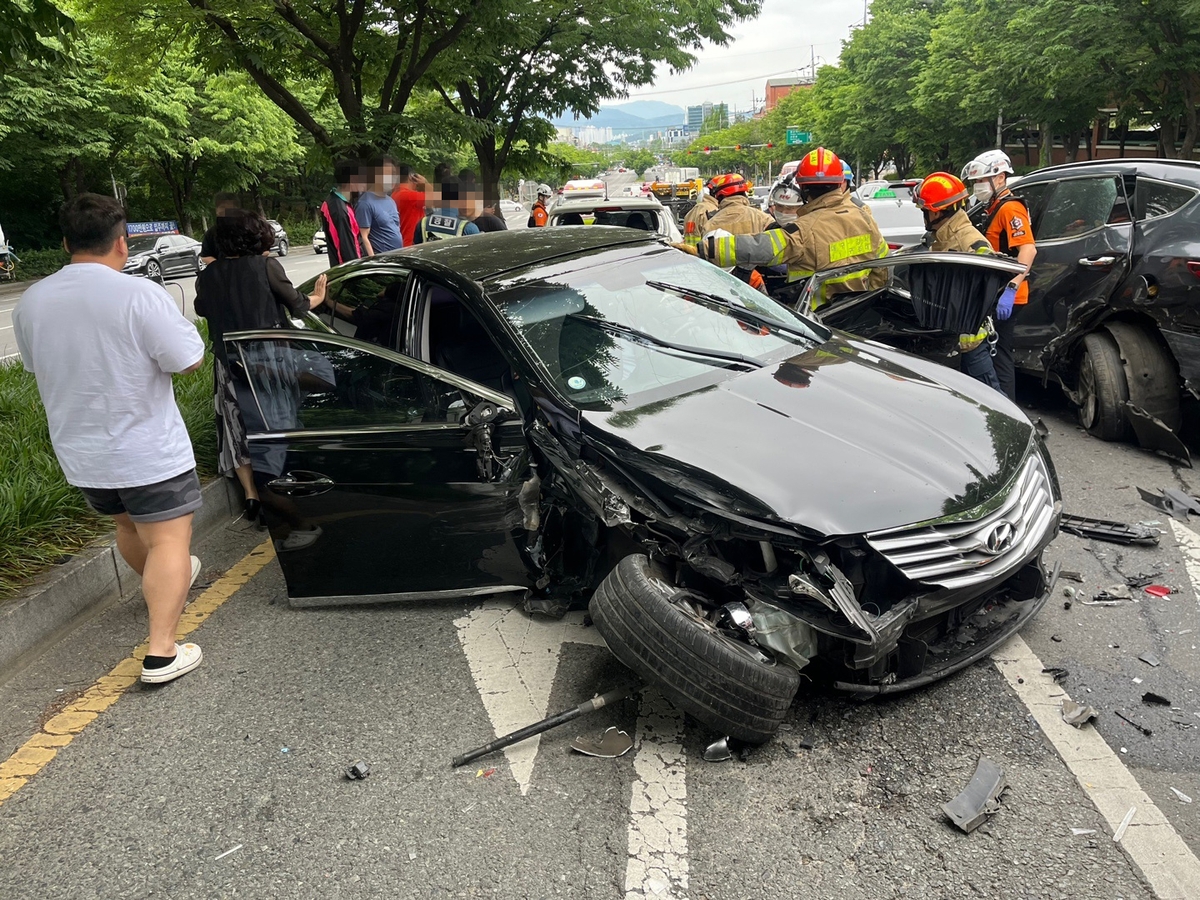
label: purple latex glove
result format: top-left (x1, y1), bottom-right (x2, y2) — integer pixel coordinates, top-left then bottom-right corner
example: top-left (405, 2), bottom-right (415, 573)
top-left (996, 284), bottom-right (1017, 321)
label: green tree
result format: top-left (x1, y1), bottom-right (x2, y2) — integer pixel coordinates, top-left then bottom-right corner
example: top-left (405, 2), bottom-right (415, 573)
top-left (1, 0), bottom-right (73, 71)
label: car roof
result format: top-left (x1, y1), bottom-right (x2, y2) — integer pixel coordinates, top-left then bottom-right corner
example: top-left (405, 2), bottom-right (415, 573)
top-left (1017, 157), bottom-right (1200, 187)
top-left (336, 226), bottom-right (659, 283)
top-left (550, 198), bottom-right (667, 212)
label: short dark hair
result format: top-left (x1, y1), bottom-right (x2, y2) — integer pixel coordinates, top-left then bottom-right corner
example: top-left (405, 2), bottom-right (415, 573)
top-left (213, 191), bottom-right (239, 210)
top-left (458, 168), bottom-right (476, 183)
top-left (396, 163), bottom-right (414, 182)
top-left (211, 209), bottom-right (275, 258)
top-left (333, 158), bottom-right (361, 186)
top-left (439, 176), bottom-right (461, 201)
top-left (59, 193), bottom-right (126, 255)
top-left (433, 162), bottom-right (452, 182)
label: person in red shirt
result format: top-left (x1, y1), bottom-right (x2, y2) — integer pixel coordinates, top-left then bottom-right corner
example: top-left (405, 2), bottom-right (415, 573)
top-left (390, 164), bottom-right (431, 247)
top-left (963, 149), bottom-right (1037, 401)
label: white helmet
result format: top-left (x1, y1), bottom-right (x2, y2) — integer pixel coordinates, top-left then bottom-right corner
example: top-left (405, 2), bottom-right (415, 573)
top-left (961, 150), bottom-right (1013, 182)
top-left (769, 181), bottom-right (802, 208)
top-left (536, 183), bottom-right (552, 198)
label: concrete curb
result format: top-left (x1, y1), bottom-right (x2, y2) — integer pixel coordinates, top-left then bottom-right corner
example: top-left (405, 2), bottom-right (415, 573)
top-left (0, 477), bottom-right (240, 678)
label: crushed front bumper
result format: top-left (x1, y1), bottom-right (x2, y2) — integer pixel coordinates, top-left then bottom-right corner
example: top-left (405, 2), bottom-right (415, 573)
top-left (830, 558), bottom-right (1059, 695)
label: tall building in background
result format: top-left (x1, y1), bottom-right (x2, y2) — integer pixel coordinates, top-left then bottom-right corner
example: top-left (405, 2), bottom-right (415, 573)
top-left (765, 76), bottom-right (815, 111)
top-left (686, 102), bottom-right (713, 131)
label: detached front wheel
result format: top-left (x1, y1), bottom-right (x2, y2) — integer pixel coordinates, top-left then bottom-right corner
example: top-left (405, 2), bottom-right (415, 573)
top-left (589, 554), bottom-right (800, 744)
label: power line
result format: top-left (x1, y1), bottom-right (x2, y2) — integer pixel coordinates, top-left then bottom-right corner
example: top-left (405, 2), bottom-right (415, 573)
top-left (624, 68), bottom-right (804, 98)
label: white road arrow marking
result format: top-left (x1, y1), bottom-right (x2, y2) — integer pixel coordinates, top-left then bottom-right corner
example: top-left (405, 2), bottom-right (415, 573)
top-left (454, 599), bottom-right (605, 795)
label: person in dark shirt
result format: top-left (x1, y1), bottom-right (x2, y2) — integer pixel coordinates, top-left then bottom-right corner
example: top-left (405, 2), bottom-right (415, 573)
top-left (320, 159), bottom-right (366, 266)
top-left (468, 186), bottom-right (508, 232)
top-left (199, 191), bottom-right (239, 263)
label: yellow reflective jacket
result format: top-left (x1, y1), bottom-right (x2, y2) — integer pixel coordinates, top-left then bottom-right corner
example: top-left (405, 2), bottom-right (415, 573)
top-left (701, 189), bottom-right (888, 307)
top-left (926, 209), bottom-right (995, 350)
top-left (700, 195), bottom-right (775, 237)
top-left (681, 195), bottom-right (719, 247)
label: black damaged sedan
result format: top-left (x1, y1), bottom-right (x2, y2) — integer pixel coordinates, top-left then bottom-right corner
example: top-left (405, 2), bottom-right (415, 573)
top-left (225, 228), bottom-right (1062, 743)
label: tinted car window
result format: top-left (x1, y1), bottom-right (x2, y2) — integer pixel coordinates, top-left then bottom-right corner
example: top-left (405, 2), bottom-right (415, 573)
top-left (1138, 179), bottom-right (1197, 220)
top-left (323, 272), bottom-right (408, 348)
top-left (1009, 182), bottom-right (1052, 227)
top-left (1038, 176), bottom-right (1125, 240)
top-left (236, 338), bottom-right (454, 432)
top-left (126, 236), bottom-right (159, 254)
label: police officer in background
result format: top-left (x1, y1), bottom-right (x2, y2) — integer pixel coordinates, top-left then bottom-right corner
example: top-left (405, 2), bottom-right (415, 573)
top-left (912, 171), bottom-right (1002, 392)
top-left (411, 176), bottom-right (481, 243)
top-left (680, 187), bottom-right (719, 248)
top-left (682, 148), bottom-right (887, 310)
top-left (962, 149), bottom-right (1036, 400)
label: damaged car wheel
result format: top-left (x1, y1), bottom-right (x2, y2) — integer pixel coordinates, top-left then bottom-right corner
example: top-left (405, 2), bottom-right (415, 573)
top-left (589, 554), bottom-right (800, 744)
top-left (1078, 331), bottom-right (1131, 441)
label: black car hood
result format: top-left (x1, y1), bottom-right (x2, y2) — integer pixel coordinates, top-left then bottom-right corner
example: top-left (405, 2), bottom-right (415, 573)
top-left (582, 335), bottom-right (1034, 536)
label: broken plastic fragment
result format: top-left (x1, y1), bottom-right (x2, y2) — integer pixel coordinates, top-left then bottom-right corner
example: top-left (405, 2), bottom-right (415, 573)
top-left (569, 726), bottom-right (633, 759)
top-left (1113, 806), bottom-right (1136, 842)
top-left (1062, 698), bottom-right (1099, 727)
top-left (476, 767), bottom-right (497, 778)
top-left (1139, 652), bottom-right (1161, 667)
top-left (345, 760), bottom-right (370, 780)
top-left (703, 737), bottom-right (733, 762)
top-left (1171, 787), bottom-right (1193, 804)
top-left (1060, 514), bottom-right (1160, 546)
top-left (1137, 486), bottom-right (1200, 521)
top-left (1142, 692), bottom-right (1171, 706)
top-left (1070, 827), bottom-right (1096, 836)
top-left (942, 757), bottom-right (1007, 833)
top-left (1144, 584), bottom-right (1172, 597)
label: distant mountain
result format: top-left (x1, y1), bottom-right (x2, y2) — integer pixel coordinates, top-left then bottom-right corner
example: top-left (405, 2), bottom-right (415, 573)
top-left (553, 101), bottom-right (686, 130)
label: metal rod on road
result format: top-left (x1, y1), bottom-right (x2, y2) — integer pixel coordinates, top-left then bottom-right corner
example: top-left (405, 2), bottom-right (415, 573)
top-left (451, 684), bottom-right (638, 768)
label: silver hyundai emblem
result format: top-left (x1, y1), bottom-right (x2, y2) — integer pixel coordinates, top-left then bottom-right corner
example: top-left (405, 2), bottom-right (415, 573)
top-left (984, 521), bottom-right (1016, 554)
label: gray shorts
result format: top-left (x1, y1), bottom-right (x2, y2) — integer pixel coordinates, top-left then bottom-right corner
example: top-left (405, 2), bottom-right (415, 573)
top-left (79, 469), bottom-right (203, 523)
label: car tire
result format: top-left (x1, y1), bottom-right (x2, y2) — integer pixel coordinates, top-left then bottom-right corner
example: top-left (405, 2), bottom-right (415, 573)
top-left (589, 554), bottom-right (800, 744)
top-left (145, 260), bottom-right (162, 282)
top-left (1102, 321), bottom-right (1180, 431)
top-left (194, 255), bottom-right (206, 273)
top-left (1078, 331), bottom-right (1131, 440)
top-left (278, 239), bottom-right (289, 257)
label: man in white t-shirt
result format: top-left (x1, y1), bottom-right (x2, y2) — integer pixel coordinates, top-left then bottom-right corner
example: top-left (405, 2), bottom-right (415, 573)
top-left (14, 193), bottom-right (208, 685)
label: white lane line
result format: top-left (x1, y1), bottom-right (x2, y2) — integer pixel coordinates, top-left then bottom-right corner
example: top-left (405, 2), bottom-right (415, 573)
top-left (454, 600), bottom-right (605, 795)
top-left (624, 688), bottom-right (689, 899)
top-left (993, 635), bottom-right (1200, 900)
top-left (1168, 519), bottom-right (1200, 616)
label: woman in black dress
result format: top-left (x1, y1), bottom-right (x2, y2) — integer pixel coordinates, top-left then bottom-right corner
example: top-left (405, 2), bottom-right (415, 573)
top-left (194, 210), bottom-right (327, 520)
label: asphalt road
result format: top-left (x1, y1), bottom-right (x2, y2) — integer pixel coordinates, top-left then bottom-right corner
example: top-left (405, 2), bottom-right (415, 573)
top-left (1, 375), bottom-right (1199, 899)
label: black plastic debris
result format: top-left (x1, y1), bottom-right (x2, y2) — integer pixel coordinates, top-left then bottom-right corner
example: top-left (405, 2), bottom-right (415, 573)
top-left (1042, 666), bottom-right (1069, 683)
top-left (345, 760), bottom-right (370, 780)
top-left (1115, 711), bottom-right (1152, 736)
top-left (1062, 699), bottom-right (1099, 727)
top-left (943, 758), bottom-right (1007, 833)
top-left (1137, 486), bottom-right (1200, 522)
top-left (1060, 514), bottom-right (1160, 546)
top-left (1125, 571), bottom-right (1163, 590)
top-left (570, 726), bottom-right (633, 759)
top-left (1125, 404), bottom-right (1192, 467)
top-left (1142, 692), bottom-right (1171, 706)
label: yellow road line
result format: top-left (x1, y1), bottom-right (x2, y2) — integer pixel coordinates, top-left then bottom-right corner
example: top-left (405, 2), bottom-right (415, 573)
top-left (0, 539), bottom-right (275, 806)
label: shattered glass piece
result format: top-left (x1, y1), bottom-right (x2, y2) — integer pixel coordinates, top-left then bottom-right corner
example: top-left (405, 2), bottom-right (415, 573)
top-left (1113, 806), bottom-right (1136, 843)
top-left (1171, 787), bottom-right (1193, 804)
top-left (942, 757), bottom-right (1007, 833)
top-left (703, 737), bottom-right (733, 762)
top-left (569, 726), bottom-right (633, 759)
top-left (1070, 827), bottom-right (1096, 836)
top-left (1062, 698), bottom-right (1099, 727)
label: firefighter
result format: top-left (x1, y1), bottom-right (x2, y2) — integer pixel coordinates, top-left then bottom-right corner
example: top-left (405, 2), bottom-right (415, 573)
top-left (913, 171), bottom-right (1002, 393)
top-left (681, 148), bottom-right (887, 311)
top-left (527, 184), bottom-right (552, 228)
top-left (699, 174), bottom-right (774, 236)
top-left (961, 149), bottom-right (1036, 400)
top-left (681, 188), bottom-right (719, 247)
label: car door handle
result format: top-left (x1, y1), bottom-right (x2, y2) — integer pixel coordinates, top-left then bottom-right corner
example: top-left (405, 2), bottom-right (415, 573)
top-left (267, 471), bottom-right (336, 496)
top-left (1078, 255), bottom-right (1117, 268)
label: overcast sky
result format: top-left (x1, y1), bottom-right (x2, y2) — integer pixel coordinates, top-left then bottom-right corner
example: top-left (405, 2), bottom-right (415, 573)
top-left (618, 0), bottom-right (869, 112)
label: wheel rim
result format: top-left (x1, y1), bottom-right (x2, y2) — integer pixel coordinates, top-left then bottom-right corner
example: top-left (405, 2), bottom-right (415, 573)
top-left (196, 257), bottom-right (206, 272)
top-left (147, 262), bottom-right (161, 279)
top-left (1079, 354), bottom-right (1098, 429)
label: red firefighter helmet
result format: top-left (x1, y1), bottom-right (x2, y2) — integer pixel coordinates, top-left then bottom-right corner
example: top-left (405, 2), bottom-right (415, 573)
top-left (793, 147), bottom-right (844, 185)
top-left (708, 173), bottom-right (751, 200)
top-left (913, 172), bottom-right (970, 212)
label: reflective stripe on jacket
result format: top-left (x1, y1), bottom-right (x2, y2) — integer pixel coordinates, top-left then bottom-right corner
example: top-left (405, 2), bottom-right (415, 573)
top-left (420, 213), bottom-right (469, 242)
top-left (682, 195), bottom-right (719, 246)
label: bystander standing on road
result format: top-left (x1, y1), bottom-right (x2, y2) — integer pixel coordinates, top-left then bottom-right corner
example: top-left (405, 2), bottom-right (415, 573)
top-left (199, 191), bottom-right (238, 264)
top-left (320, 159), bottom-right (365, 266)
top-left (193, 210), bottom-right (327, 524)
top-left (356, 157), bottom-right (404, 255)
top-left (12, 194), bottom-right (207, 684)
top-left (469, 186), bottom-right (508, 232)
top-left (390, 163), bottom-right (430, 247)
top-left (962, 149), bottom-right (1036, 401)
top-left (412, 176), bottom-right (481, 243)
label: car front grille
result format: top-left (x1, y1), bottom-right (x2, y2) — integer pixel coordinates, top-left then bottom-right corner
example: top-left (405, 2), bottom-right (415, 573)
top-left (865, 453), bottom-right (1058, 591)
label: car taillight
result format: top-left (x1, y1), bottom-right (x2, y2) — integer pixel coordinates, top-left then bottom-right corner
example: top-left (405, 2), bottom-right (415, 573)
top-left (1187, 261), bottom-right (1200, 279)
top-left (593, 207), bottom-right (621, 213)
top-left (887, 242), bottom-right (903, 251)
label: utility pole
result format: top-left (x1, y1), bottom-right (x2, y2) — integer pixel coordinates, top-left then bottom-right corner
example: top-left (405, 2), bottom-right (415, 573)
top-left (997, 110), bottom-right (1003, 149)
top-left (811, 45), bottom-right (815, 78)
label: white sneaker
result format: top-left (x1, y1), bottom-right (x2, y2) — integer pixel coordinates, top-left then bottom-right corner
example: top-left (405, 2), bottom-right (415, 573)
top-left (140, 642), bottom-right (203, 684)
top-left (276, 526), bottom-right (322, 552)
top-left (190, 556), bottom-right (202, 588)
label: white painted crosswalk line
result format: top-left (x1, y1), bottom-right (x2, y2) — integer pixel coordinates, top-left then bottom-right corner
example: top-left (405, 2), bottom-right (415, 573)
top-left (624, 689), bottom-right (689, 899)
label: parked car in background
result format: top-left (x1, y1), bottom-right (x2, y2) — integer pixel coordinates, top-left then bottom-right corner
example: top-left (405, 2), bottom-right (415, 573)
top-left (980, 159), bottom-right (1200, 452)
top-left (499, 199), bottom-right (527, 229)
top-left (857, 180), bottom-right (920, 202)
top-left (556, 179), bottom-right (607, 205)
top-left (121, 234), bottom-right (204, 280)
top-left (312, 230), bottom-right (327, 254)
top-left (268, 220), bottom-right (290, 256)
top-left (546, 197), bottom-right (682, 242)
top-left (861, 190), bottom-right (926, 250)
top-left (226, 228), bottom-right (1058, 743)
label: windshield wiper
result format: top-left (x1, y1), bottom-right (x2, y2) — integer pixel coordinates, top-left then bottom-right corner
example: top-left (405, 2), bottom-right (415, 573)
top-left (567, 315), bottom-right (765, 369)
top-left (644, 279), bottom-right (823, 342)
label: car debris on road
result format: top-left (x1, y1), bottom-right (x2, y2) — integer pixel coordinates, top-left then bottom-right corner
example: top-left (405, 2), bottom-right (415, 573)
top-left (1062, 699), bottom-right (1099, 727)
top-left (942, 757), bottom-right (1007, 833)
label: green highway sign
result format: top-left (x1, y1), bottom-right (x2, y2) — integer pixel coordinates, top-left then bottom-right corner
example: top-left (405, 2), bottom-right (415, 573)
top-left (785, 128), bottom-right (812, 146)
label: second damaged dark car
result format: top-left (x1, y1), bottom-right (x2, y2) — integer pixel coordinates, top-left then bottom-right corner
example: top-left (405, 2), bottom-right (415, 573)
top-left (226, 228), bottom-right (1062, 743)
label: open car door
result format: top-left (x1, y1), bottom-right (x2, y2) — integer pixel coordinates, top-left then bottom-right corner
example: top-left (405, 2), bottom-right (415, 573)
top-left (223, 331), bottom-right (533, 605)
top-left (793, 252), bottom-right (1026, 363)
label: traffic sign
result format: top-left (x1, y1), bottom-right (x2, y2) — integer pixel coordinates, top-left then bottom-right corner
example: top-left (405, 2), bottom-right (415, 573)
top-left (785, 128), bottom-right (812, 146)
